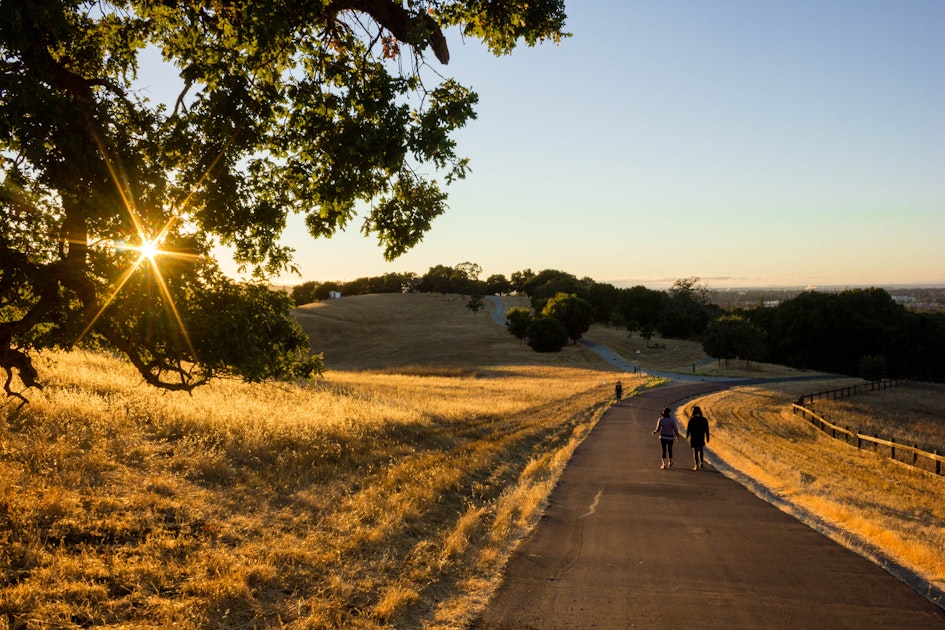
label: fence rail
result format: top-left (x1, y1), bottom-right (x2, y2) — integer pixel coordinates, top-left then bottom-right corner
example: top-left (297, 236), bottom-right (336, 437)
top-left (792, 403), bottom-right (944, 476)
top-left (795, 378), bottom-right (907, 406)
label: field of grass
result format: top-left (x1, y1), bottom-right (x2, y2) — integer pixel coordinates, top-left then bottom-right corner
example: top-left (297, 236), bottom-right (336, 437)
top-left (1, 294), bottom-right (653, 628)
top-left (3, 292), bottom-right (942, 627)
top-left (679, 380), bottom-right (945, 604)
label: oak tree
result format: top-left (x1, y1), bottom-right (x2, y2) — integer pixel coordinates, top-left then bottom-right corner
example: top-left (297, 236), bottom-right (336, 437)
top-left (0, 0), bottom-right (567, 400)
top-left (542, 291), bottom-right (593, 344)
top-left (702, 314), bottom-right (766, 368)
top-left (504, 307), bottom-right (531, 343)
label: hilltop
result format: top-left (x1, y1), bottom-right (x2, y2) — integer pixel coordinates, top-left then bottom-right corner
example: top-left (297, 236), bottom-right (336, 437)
top-left (293, 292), bottom-right (815, 379)
top-left (292, 293), bottom-right (605, 372)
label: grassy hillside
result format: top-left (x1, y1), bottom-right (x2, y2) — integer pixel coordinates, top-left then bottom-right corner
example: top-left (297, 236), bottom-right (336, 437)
top-left (292, 293), bottom-right (604, 371)
top-left (294, 293), bottom-right (811, 379)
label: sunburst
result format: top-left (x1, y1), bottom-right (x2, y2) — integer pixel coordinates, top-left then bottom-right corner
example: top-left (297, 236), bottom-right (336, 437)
top-left (74, 118), bottom-right (244, 377)
top-left (76, 219), bottom-right (198, 361)
top-left (137, 239), bottom-right (160, 263)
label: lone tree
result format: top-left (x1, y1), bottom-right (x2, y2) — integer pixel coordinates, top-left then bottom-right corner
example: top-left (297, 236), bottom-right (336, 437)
top-left (0, 1), bottom-right (568, 399)
top-left (465, 294), bottom-right (484, 314)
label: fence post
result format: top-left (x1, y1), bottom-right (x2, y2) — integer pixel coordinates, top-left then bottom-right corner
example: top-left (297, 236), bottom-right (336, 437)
top-left (855, 429), bottom-right (861, 450)
top-left (891, 437), bottom-right (896, 461)
top-left (936, 451), bottom-right (941, 476)
top-left (913, 445), bottom-right (918, 468)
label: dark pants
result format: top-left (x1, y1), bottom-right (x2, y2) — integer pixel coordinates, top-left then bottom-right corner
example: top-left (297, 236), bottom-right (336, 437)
top-left (692, 444), bottom-right (705, 463)
top-left (660, 437), bottom-right (674, 459)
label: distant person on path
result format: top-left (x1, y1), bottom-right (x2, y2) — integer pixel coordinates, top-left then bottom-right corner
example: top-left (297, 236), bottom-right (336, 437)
top-left (614, 380), bottom-right (623, 405)
top-left (652, 406), bottom-right (680, 469)
top-left (686, 405), bottom-right (710, 470)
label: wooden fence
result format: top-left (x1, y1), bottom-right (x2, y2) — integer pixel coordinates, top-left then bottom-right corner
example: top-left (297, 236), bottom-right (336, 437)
top-left (792, 403), bottom-right (944, 476)
top-left (794, 378), bottom-right (907, 406)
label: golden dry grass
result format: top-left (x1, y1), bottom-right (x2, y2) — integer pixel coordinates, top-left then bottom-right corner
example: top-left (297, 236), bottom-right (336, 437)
top-left (1, 293), bottom-right (654, 629)
top-left (679, 380), bottom-right (945, 602)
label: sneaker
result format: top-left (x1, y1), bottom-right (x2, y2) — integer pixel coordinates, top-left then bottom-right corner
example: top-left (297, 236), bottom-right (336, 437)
top-left (693, 465), bottom-right (699, 471)
top-left (668, 461), bottom-right (672, 468)
top-left (660, 462), bottom-right (666, 469)
top-left (699, 462), bottom-right (704, 469)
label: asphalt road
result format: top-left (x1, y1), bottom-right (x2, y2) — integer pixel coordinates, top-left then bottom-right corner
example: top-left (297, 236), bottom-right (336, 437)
top-left (471, 382), bottom-right (945, 629)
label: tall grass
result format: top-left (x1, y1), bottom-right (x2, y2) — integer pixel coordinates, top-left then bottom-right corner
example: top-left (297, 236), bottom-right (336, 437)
top-left (1, 349), bottom-right (641, 628)
top-left (681, 380), bottom-right (945, 604)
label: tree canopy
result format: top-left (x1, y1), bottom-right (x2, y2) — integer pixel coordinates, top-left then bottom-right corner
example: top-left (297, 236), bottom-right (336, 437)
top-left (505, 307), bottom-right (532, 343)
top-left (526, 315), bottom-right (568, 353)
top-left (541, 292), bottom-right (594, 344)
top-left (702, 314), bottom-right (766, 368)
top-left (0, 0), bottom-right (568, 399)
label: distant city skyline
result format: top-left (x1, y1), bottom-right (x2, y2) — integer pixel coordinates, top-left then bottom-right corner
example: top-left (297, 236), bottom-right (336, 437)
top-left (137, 1), bottom-right (945, 290)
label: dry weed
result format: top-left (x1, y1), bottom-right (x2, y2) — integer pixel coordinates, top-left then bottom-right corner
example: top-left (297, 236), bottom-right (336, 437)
top-left (1, 348), bottom-right (639, 628)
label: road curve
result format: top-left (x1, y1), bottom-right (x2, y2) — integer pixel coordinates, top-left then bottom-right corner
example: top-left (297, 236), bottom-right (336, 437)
top-left (471, 382), bottom-right (945, 629)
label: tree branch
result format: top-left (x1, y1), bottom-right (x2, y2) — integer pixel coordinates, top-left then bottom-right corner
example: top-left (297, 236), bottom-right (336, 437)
top-left (328, 0), bottom-right (450, 63)
top-left (1, 347), bottom-right (42, 407)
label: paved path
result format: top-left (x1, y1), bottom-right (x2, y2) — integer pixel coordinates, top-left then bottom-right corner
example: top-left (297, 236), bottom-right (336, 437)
top-left (472, 382), bottom-right (945, 629)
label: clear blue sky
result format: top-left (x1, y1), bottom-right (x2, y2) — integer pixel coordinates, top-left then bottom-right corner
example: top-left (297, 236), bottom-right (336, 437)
top-left (145, 1), bottom-right (945, 289)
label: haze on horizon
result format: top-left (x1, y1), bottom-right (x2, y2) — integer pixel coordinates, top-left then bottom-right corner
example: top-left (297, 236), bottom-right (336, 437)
top-left (136, 1), bottom-right (945, 290)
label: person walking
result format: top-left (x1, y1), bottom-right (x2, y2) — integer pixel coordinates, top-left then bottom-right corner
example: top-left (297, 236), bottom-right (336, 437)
top-left (686, 405), bottom-right (710, 470)
top-left (651, 406), bottom-right (680, 469)
top-left (614, 380), bottom-right (623, 405)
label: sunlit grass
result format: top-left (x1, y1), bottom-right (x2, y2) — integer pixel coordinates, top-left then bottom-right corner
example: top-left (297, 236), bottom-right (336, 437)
top-left (1, 349), bottom-right (641, 628)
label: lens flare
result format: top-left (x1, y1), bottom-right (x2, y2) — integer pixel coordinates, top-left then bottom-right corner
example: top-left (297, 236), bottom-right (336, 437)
top-left (138, 239), bottom-right (160, 262)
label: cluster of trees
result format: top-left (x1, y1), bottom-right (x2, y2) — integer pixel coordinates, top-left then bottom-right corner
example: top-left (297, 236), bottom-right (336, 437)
top-left (726, 288), bottom-right (945, 380)
top-left (290, 262), bottom-right (528, 306)
top-left (498, 272), bottom-right (945, 378)
top-left (506, 271), bottom-right (723, 343)
top-left (505, 292), bottom-right (596, 352)
top-left (296, 266), bottom-right (722, 344)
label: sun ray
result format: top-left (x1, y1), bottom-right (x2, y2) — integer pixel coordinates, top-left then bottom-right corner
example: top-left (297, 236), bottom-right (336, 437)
top-left (145, 251), bottom-right (198, 361)
top-left (76, 254), bottom-right (148, 343)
